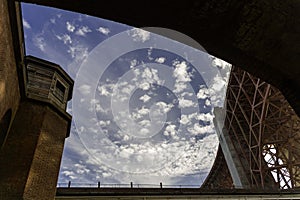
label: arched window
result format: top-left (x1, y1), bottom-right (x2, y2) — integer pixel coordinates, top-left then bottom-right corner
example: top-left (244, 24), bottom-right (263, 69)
top-left (0, 109), bottom-right (12, 147)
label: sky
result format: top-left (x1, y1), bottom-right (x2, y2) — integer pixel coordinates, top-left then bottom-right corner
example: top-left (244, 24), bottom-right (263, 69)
top-left (21, 3), bottom-right (232, 187)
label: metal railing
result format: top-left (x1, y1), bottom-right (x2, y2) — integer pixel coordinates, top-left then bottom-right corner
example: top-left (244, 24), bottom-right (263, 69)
top-left (57, 182), bottom-right (200, 188)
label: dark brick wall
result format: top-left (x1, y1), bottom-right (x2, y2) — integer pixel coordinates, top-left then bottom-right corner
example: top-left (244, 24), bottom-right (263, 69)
top-left (0, 101), bottom-right (68, 200)
top-left (0, 0), bottom-right (21, 140)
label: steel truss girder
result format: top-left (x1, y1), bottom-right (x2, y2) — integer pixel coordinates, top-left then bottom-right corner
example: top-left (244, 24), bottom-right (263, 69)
top-left (223, 66), bottom-right (300, 189)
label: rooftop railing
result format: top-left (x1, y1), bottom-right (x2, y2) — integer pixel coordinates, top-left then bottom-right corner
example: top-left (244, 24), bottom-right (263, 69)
top-left (57, 182), bottom-right (200, 188)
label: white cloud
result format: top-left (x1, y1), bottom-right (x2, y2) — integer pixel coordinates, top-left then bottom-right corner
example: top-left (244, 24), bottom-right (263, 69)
top-left (130, 28), bottom-right (150, 42)
top-left (97, 27), bottom-right (110, 35)
top-left (98, 120), bottom-right (111, 127)
top-left (120, 84), bottom-right (135, 95)
top-left (66, 21), bottom-right (75, 32)
top-left (205, 99), bottom-right (211, 106)
top-left (139, 94), bottom-right (151, 102)
top-left (174, 83), bottom-right (187, 93)
top-left (138, 120), bottom-right (151, 127)
top-left (56, 34), bottom-right (72, 44)
top-left (173, 61), bottom-right (191, 83)
top-left (78, 84), bottom-right (91, 95)
top-left (164, 124), bottom-right (176, 137)
top-left (23, 19), bottom-right (31, 29)
top-left (211, 74), bottom-right (226, 92)
top-left (172, 61), bottom-right (192, 93)
top-left (208, 73), bottom-right (228, 107)
top-left (97, 84), bottom-right (114, 96)
top-left (102, 172), bottom-right (112, 178)
top-left (197, 86), bottom-right (209, 99)
top-left (76, 26), bottom-right (92, 36)
top-left (119, 146), bottom-right (135, 159)
top-left (50, 18), bottom-right (56, 24)
top-left (33, 36), bottom-right (46, 52)
top-left (67, 45), bottom-right (89, 63)
top-left (118, 67), bottom-right (162, 92)
top-left (140, 128), bottom-right (150, 136)
top-left (180, 115), bottom-right (190, 125)
top-left (188, 123), bottom-right (214, 135)
top-left (130, 59), bottom-right (138, 68)
top-left (62, 170), bottom-right (74, 176)
top-left (139, 82), bottom-right (151, 90)
top-left (137, 107), bottom-right (150, 115)
top-left (196, 113), bottom-right (214, 122)
top-left (147, 48), bottom-right (153, 60)
top-left (142, 68), bottom-right (156, 80)
top-left (155, 101), bottom-right (173, 113)
top-left (178, 97), bottom-right (195, 108)
top-left (211, 56), bottom-right (231, 69)
top-left (155, 57), bottom-right (166, 64)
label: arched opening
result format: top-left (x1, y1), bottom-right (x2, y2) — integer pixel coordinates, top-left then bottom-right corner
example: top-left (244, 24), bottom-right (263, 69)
top-left (0, 109), bottom-right (12, 147)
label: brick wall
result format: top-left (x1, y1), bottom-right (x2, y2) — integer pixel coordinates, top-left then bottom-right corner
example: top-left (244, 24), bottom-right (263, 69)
top-left (0, 0), bottom-right (21, 141)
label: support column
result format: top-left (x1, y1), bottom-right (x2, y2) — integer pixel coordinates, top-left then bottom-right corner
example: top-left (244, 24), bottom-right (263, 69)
top-left (0, 101), bottom-right (70, 199)
top-left (0, 56), bottom-right (73, 199)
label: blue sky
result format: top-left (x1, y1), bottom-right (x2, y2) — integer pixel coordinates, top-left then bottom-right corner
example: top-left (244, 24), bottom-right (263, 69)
top-left (21, 3), bottom-right (231, 187)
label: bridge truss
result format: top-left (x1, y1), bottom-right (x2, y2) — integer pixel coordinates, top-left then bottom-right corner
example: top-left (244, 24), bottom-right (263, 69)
top-left (203, 66), bottom-right (300, 189)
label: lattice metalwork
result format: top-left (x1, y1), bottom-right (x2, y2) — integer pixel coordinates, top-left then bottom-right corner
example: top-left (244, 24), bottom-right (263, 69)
top-left (223, 66), bottom-right (300, 189)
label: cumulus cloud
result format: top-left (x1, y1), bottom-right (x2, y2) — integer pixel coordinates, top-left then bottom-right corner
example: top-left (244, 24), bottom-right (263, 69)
top-left (137, 107), bottom-right (150, 115)
top-left (23, 19), bottom-right (31, 29)
top-left (138, 120), bottom-right (151, 127)
top-left (211, 56), bottom-right (231, 69)
top-left (155, 101), bottom-right (173, 113)
top-left (173, 61), bottom-right (191, 82)
top-left (66, 21), bottom-right (75, 32)
top-left (172, 61), bottom-right (191, 93)
top-left (97, 27), bottom-right (110, 35)
top-left (98, 120), bottom-right (111, 127)
top-left (50, 18), bottom-right (56, 24)
top-left (130, 28), bottom-right (150, 42)
top-left (207, 56), bottom-right (232, 107)
top-left (78, 84), bottom-right (91, 95)
top-left (56, 34), bottom-right (72, 44)
top-left (139, 94), bottom-right (151, 103)
top-left (130, 59), bottom-right (138, 68)
top-left (188, 123), bottom-right (214, 135)
top-left (97, 84), bottom-right (114, 97)
top-left (137, 67), bottom-right (163, 90)
top-left (197, 86), bottom-right (210, 100)
top-left (196, 112), bottom-right (214, 122)
top-left (180, 115), bottom-right (190, 125)
top-left (163, 124), bottom-right (176, 137)
top-left (67, 44), bottom-right (89, 64)
top-left (33, 36), bottom-right (46, 52)
top-left (76, 26), bottom-right (92, 36)
top-left (155, 57), bottom-right (166, 64)
top-left (178, 97), bottom-right (195, 108)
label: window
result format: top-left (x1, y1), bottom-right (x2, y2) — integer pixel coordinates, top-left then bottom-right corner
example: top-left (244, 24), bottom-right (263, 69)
top-left (54, 80), bottom-right (66, 102)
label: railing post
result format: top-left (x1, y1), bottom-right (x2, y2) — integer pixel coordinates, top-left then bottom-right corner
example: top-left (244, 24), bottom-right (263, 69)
top-left (98, 181), bottom-right (100, 188)
top-left (160, 182), bottom-right (162, 188)
top-left (130, 182), bottom-right (133, 188)
top-left (68, 181), bottom-right (71, 188)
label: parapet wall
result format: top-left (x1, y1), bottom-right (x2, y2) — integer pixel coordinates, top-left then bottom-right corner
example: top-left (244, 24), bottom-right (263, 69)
top-left (0, 0), bottom-right (21, 146)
